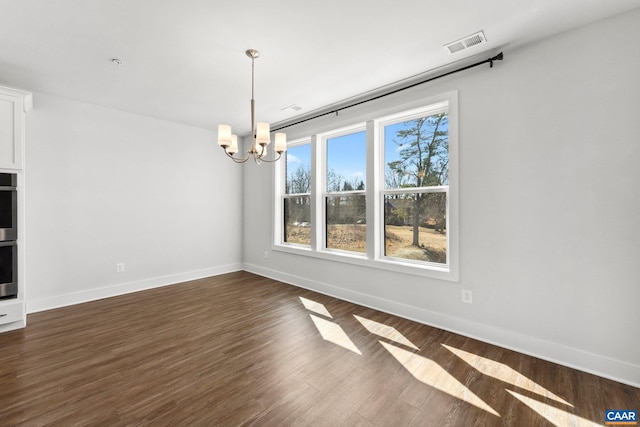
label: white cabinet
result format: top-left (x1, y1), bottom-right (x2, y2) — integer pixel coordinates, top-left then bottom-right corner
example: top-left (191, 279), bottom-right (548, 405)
top-left (0, 294), bottom-right (25, 333)
top-left (0, 300), bottom-right (24, 326)
top-left (0, 86), bottom-right (29, 333)
top-left (0, 86), bottom-right (32, 170)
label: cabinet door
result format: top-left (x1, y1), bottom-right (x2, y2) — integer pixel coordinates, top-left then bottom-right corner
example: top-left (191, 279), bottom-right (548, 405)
top-left (0, 93), bottom-right (24, 170)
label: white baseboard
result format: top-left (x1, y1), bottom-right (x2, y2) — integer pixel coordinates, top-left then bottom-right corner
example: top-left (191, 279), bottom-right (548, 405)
top-left (243, 262), bottom-right (640, 389)
top-left (27, 263), bottom-right (243, 314)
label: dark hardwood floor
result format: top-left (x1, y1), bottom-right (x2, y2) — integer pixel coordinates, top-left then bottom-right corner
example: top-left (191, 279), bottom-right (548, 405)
top-left (0, 271), bottom-right (637, 426)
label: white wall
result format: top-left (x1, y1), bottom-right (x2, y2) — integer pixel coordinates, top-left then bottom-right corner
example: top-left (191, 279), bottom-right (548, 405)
top-left (243, 10), bottom-right (640, 386)
top-left (25, 94), bottom-right (243, 311)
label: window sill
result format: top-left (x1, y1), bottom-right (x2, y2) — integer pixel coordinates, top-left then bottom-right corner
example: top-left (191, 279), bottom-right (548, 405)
top-left (272, 243), bottom-right (458, 282)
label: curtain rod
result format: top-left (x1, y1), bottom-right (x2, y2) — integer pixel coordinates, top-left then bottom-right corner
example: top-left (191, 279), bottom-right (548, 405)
top-left (272, 52), bottom-right (503, 132)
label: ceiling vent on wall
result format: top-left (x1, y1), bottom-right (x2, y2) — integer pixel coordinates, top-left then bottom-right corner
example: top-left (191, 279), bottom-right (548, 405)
top-left (443, 31), bottom-right (487, 55)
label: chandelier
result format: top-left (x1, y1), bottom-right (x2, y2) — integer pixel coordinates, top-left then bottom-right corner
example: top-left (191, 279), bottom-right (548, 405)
top-left (217, 49), bottom-right (287, 163)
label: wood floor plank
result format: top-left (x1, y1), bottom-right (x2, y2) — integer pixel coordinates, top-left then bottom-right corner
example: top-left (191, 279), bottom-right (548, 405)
top-left (0, 271), bottom-right (638, 426)
top-left (343, 412), bottom-right (376, 427)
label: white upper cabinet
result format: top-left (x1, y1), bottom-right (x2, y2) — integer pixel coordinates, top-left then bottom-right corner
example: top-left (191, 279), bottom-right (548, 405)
top-left (0, 86), bottom-right (32, 170)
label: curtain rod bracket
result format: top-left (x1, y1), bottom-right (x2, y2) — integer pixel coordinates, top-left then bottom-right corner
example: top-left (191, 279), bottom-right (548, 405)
top-left (489, 52), bottom-right (504, 68)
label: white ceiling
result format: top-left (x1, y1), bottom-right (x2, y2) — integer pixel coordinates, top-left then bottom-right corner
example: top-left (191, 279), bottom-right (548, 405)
top-left (1, 0), bottom-right (638, 135)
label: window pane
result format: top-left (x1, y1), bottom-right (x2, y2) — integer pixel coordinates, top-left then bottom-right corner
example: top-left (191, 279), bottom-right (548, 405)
top-left (326, 195), bottom-right (366, 253)
top-left (384, 192), bottom-right (446, 264)
top-left (326, 131), bottom-right (366, 192)
top-left (284, 196), bottom-right (311, 245)
top-left (384, 113), bottom-right (449, 189)
top-left (286, 145), bottom-right (311, 194)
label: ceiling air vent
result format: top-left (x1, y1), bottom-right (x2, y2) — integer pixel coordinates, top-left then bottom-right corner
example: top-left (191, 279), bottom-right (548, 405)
top-left (443, 31), bottom-right (487, 55)
top-left (281, 104), bottom-right (302, 112)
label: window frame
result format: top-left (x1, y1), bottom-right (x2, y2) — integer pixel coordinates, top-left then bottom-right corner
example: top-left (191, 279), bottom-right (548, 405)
top-left (273, 91), bottom-right (459, 282)
top-left (319, 124), bottom-right (368, 256)
top-left (380, 187), bottom-right (449, 266)
top-left (276, 137), bottom-right (313, 250)
top-left (377, 102), bottom-right (450, 269)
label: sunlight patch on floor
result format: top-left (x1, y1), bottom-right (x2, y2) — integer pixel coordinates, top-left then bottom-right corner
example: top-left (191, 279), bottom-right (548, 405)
top-left (354, 315), bottom-right (419, 350)
top-left (299, 297), bottom-right (333, 318)
top-left (507, 390), bottom-right (600, 426)
top-left (309, 314), bottom-right (361, 355)
top-left (442, 344), bottom-right (573, 407)
top-left (380, 341), bottom-right (500, 417)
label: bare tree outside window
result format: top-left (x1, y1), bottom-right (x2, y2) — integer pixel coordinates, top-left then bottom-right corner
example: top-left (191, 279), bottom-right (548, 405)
top-left (325, 130), bottom-right (366, 253)
top-left (284, 145), bottom-right (312, 245)
top-left (384, 113), bottom-right (448, 263)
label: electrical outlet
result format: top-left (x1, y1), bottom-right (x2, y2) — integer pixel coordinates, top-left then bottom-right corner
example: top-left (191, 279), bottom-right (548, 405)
top-left (461, 289), bottom-right (473, 304)
top-left (264, 250), bottom-right (269, 259)
top-left (116, 263), bottom-right (125, 273)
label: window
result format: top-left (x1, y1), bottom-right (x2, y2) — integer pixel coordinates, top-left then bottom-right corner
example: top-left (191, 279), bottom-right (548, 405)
top-left (283, 142), bottom-right (311, 246)
top-left (381, 107), bottom-right (449, 266)
top-left (323, 129), bottom-right (367, 253)
top-left (274, 92), bottom-right (458, 281)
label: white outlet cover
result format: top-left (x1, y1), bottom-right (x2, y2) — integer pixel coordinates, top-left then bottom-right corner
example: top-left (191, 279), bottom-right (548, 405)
top-left (462, 289), bottom-right (473, 304)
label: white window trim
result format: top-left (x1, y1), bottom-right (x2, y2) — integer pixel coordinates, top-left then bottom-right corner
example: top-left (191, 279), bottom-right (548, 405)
top-left (318, 123), bottom-right (367, 255)
top-left (273, 91), bottom-right (459, 282)
top-left (274, 137), bottom-right (312, 249)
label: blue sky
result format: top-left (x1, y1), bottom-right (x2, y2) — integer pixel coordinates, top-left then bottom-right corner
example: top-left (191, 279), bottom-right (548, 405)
top-left (286, 144), bottom-right (311, 179)
top-left (286, 131), bottom-right (367, 187)
top-left (327, 131), bottom-right (366, 185)
top-left (384, 122), bottom-right (408, 169)
top-left (286, 116), bottom-right (448, 186)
